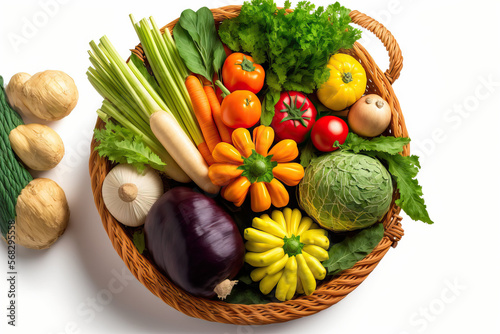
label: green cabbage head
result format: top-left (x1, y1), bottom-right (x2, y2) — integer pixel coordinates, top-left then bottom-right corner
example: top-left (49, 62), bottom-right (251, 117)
top-left (298, 150), bottom-right (393, 232)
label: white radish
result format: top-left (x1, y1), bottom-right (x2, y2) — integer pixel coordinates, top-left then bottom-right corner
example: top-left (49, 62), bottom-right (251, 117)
top-left (150, 110), bottom-right (220, 194)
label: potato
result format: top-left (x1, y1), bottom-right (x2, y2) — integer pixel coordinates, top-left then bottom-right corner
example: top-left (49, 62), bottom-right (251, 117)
top-left (6, 70), bottom-right (78, 121)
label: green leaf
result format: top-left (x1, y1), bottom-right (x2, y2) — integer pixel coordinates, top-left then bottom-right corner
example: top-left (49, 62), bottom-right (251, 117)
top-left (224, 283), bottom-right (274, 304)
top-left (369, 152), bottom-right (434, 225)
top-left (323, 223), bottom-right (384, 276)
top-left (299, 140), bottom-right (317, 168)
top-left (212, 44), bottom-right (226, 77)
top-left (178, 9), bottom-right (201, 44)
top-left (173, 23), bottom-right (211, 81)
top-left (94, 121), bottom-right (166, 173)
top-left (261, 89), bottom-right (280, 126)
top-left (129, 53), bottom-right (161, 94)
top-left (132, 230), bottom-right (146, 254)
top-left (174, 7), bottom-right (225, 82)
top-left (342, 132), bottom-right (410, 155)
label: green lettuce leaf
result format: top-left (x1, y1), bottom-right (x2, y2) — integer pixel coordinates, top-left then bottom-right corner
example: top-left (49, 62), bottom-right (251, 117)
top-left (342, 132), bottom-right (411, 155)
top-left (94, 121), bottom-right (165, 173)
top-left (323, 223), bottom-right (384, 276)
top-left (368, 152), bottom-right (434, 225)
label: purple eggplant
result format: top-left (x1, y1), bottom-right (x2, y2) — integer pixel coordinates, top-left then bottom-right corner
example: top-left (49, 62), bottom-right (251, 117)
top-left (144, 187), bottom-right (244, 299)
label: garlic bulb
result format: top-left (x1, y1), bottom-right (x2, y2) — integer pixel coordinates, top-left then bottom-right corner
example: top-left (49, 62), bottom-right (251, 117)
top-left (102, 164), bottom-right (163, 227)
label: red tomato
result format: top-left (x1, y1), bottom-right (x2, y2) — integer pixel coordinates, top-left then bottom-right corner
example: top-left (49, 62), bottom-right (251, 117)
top-left (221, 90), bottom-right (261, 129)
top-left (222, 53), bottom-right (265, 94)
top-left (270, 91), bottom-right (317, 144)
top-left (311, 116), bottom-right (349, 152)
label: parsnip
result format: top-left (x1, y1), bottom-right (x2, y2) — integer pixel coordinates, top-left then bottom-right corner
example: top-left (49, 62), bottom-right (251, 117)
top-left (150, 110), bottom-right (220, 194)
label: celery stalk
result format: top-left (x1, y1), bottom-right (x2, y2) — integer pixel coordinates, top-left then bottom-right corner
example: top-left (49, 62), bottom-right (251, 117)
top-left (129, 15), bottom-right (204, 146)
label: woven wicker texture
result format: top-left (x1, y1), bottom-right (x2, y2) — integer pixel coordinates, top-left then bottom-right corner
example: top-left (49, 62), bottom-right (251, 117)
top-left (89, 6), bottom-right (407, 325)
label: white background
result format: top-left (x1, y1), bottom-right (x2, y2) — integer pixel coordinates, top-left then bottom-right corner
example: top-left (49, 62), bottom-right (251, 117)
top-left (0, 0), bottom-right (499, 333)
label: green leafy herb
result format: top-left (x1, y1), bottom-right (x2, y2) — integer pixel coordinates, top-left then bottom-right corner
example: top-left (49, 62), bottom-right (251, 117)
top-left (299, 140), bottom-right (317, 168)
top-left (341, 133), bottom-right (434, 225)
top-left (173, 7), bottom-right (226, 82)
top-left (132, 230), bottom-right (146, 254)
top-left (323, 223), bottom-right (384, 276)
top-left (94, 121), bottom-right (166, 173)
top-left (219, 0), bottom-right (361, 125)
top-left (342, 132), bottom-right (411, 155)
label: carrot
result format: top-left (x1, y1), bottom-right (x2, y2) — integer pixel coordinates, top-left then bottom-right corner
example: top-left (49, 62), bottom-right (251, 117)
top-left (185, 75), bottom-right (221, 152)
top-left (197, 142), bottom-right (215, 166)
top-left (204, 85), bottom-right (232, 144)
top-left (150, 110), bottom-right (220, 194)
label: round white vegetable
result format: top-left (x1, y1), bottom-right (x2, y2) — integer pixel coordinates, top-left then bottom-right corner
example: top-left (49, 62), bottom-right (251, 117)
top-left (347, 94), bottom-right (392, 137)
top-left (102, 164), bottom-right (163, 227)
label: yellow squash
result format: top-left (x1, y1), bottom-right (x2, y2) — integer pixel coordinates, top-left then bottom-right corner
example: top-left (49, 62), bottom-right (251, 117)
top-left (244, 208), bottom-right (330, 301)
top-left (317, 53), bottom-right (367, 111)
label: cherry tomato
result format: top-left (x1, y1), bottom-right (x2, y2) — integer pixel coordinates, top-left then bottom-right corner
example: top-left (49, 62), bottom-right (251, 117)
top-left (311, 116), bottom-right (349, 152)
top-left (270, 91), bottom-right (317, 144)
top-left (221, 90), bottom-right (262, 129)
top-left (222, 53), bottom-right (265, 94)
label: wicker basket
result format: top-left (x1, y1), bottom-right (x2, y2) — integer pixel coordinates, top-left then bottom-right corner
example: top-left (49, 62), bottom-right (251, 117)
top-left (89, 5), bottom-right (406, 325)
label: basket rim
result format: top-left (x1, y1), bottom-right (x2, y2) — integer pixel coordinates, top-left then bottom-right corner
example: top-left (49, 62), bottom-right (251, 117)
top-left (89, 5), bottom-right (407, 325)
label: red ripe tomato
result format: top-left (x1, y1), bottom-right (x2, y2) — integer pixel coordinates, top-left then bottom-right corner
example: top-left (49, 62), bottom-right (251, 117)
top-left (222, 53), bottom-right (265, 94)
top-left (311, 116), bottom-right (349, 152)
top-left (270, 91), bottom-right (317, 144)
top-left (221, 90), bottom-right (262, 129)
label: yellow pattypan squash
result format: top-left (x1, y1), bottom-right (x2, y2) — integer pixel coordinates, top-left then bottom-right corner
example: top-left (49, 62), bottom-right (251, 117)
top-left (317, 53), bottom-right (367, 111)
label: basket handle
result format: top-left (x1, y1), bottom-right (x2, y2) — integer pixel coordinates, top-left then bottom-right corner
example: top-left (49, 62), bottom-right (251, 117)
top-left (349, 10), bottom-right (403, 85)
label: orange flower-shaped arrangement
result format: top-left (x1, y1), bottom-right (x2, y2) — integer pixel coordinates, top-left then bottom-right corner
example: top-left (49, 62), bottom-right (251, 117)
top-left (208, 126), bottom-right (304, 212)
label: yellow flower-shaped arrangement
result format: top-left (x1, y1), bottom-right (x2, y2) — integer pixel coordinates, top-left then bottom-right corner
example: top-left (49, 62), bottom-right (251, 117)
top-left (244, 208), bottom-right (330, 301)
top-left (208, 126), bottom-right (304, 212)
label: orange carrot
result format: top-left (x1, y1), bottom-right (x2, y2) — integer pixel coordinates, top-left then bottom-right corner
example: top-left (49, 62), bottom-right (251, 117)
top-left (185, 75), bottom-right (221, 152)
top-left (197, 142), bottom-right (215, 166)
top-left (204, 85), bottom-right (232, 144)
